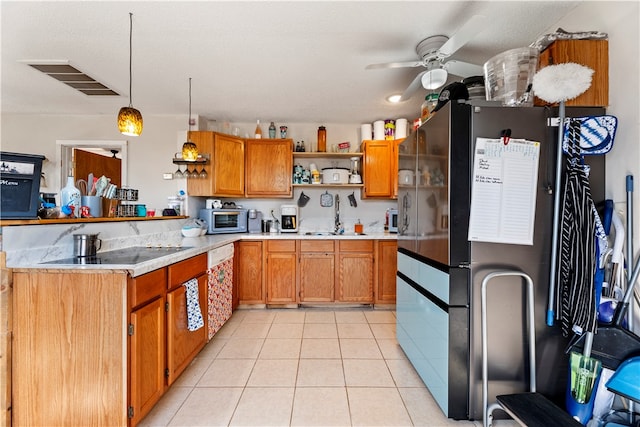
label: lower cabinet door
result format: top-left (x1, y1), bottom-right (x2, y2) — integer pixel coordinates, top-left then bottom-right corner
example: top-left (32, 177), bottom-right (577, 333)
top-left (166, 274), bottom-right (208, 385)
top-left (130, 297), bottom-right (166, 426)
top-left (338, 253), bottom-right (374, 302)
top-left (300, 253), bottom-right (335, 302)
top-left (266, 252), bottom-right (297, 303)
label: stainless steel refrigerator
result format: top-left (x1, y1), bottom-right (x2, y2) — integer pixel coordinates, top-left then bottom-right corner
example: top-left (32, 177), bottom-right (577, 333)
top-left (395, 101), bottom-right (605, 420)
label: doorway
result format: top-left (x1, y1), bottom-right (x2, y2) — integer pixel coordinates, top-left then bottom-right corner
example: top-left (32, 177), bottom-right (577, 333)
top-left (56, 140), bottom-right (128, 190)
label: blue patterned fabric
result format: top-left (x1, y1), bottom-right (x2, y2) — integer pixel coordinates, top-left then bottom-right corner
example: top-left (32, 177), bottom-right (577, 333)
top-left (183, 278), bottom-right (204, 331)
top-left (562, 116), bottom-right (617, 156)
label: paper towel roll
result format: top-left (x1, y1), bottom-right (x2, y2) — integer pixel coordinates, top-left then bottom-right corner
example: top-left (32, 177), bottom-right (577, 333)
top-left (373, 120), bottom-right (385, 140)
top-left (395, 118), bottom-right (408, 139)
top-left (360, 123), bottom-right (373, 142)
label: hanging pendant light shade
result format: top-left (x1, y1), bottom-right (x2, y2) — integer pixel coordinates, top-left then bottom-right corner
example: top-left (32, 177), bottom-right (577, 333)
top-left (118, 12), bottom-right (143, 136)
top-left (181, 77), bottom-right (198, 161)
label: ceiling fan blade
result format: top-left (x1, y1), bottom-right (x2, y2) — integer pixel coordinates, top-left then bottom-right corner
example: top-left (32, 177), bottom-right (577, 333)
top-left (444, 60), bottom-right (483, 78)
top-left (365, 60), bottom-right (423, 70)
top-left (439, 14), bottom-right (487, 57)
top-left (400, 70), bottom-right (427, 101)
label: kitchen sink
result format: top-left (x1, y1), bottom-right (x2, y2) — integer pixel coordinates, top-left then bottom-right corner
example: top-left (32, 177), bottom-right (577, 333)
top-left (304, 232), bottom-right (337, 236)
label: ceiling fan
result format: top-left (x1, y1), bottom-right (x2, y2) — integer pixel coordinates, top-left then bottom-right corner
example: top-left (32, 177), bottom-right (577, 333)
top-left (366, 15), bottom-right (487, 101)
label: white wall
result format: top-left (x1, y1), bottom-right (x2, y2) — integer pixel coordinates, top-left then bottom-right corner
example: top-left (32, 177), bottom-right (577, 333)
top-left (549, 1), bottom-right (640, 247)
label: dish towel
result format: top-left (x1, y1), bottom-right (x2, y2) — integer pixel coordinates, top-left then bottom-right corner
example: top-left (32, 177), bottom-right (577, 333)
top-left (183, 278), bottom-right (204, 331)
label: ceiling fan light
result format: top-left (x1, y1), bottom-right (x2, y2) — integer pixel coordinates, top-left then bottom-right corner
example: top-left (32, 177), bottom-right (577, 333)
top-left (117, 106), bottom-right (143, 136)
top-left (421, 68), bottom-right (448, 90)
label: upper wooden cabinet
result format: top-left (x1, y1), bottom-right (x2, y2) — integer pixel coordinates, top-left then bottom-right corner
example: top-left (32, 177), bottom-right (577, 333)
top-left (362, 139), bottom-right (403, 199)
top-left (187, 131), bottom-right (245, 197)
top-left (534, 40), bottom-right (608, 107)
top-left (245, 138), bottom-right (293, 198)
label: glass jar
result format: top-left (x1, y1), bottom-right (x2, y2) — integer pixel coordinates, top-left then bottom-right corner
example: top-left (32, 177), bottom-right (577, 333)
top-left (317, 126), bottom-right (326, 152)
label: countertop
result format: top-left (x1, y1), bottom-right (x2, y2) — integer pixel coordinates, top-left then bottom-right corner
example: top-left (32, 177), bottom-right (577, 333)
top-left (11, 231), bottom-right (396, 276)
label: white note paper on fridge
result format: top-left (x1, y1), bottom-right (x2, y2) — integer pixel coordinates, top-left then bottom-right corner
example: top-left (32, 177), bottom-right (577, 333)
top-left (468, 137), bottom-right (541, 245)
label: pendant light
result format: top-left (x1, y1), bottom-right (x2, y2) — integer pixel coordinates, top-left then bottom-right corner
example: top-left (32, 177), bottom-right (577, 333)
top-left (117, 12), bottom-right (143, 136)
top-left (181, 77), bottom-right (198, 161)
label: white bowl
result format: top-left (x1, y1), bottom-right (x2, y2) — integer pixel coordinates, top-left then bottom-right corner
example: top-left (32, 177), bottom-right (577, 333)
top-left (181, 227), bottom-right (202, 238)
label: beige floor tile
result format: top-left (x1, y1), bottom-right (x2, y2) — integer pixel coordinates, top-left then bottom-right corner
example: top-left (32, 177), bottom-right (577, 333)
top-left (343, 359), bottom-right (395, 387)
top-left (348, 387), bottom-right (413, 426)
top-left (214, 318), bottom-right (242, 338)
top-left (303, 322), bottom-right (338, 338)
top-left (365, 310), bottom-right (396, 324)
top-left (268, 322), bottom-right (304, 338)
top-left (304, 310), bottom-right (336, 323)
top-left (386, 358), bottom-right (426, 387)
top-left (259, 338), bottom-right (302, 359)
top-left (247, 359), bottom-right (299, 387)
top-left (231, 321), bottom-right (271, 338)
top-left (229, 387), bottom-right (295, 426)
top-left (398, 387), bottom-right (475, 426)
top-left (197, 358), bottom-right (255, 387)
top-left (273, 310), bottom-right (306, 323)
top-left (300, 338), bottom-right (341, 359)
top-left (241, 309), bottom-right (276, 323)
top-left (297, 359), bottom-right (345, 386)
top-left (377, 338), bottom-right (407, 359)
top-left (216, 338), bottom-right (264, 359)
top-left (337, 322), bottom-right (374, 338)
top-left (197, 337), bottom-right (228, 359)
top-left (335, 310), bottom-right (367, 323)
top-left (168, 387), bottom-right (243, 426)
top-left (291, 387), bottom-right (351, 426)
top-left (370, 322), bottom-right (396, 339)
top-left (138, 386), bottom-right (192, 427)
top-left (171, 356), bottom-right (213, 387)
top-left (340, 338), bottom-right (383, 359)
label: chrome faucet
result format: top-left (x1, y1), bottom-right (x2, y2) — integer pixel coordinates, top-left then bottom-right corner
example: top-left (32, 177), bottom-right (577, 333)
top-left (334, 194), bottom-right (342, 233)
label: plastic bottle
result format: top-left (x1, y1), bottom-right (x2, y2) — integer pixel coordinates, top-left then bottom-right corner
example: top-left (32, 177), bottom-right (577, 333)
top-left (268, 121), bottom-right (276, 139)
top-left (60, 176), bottom-right (81, 218)
top-left (421, 93), bottom-right (439, 122)
top-left (317, 126), bottom-right (326, 152)
top-left (254, 120), bottom-right (263, 139)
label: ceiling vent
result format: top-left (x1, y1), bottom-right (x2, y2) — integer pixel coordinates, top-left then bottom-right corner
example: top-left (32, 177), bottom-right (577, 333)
top-left (27, 62), bottom-right (120, 96)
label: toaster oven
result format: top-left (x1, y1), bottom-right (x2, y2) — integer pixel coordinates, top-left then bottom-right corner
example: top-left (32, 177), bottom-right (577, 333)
top-left (199, 208), bottom-right (248, 234)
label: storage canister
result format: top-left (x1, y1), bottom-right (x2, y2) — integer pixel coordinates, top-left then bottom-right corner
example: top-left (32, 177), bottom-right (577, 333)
top-left (317, 126), bottom-right (327, 152)
top-left (384, 120), bottom-right (395, 140)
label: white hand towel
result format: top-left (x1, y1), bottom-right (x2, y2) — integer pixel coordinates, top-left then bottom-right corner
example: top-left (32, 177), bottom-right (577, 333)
top-left (183, 278), bottom-right (204, 331)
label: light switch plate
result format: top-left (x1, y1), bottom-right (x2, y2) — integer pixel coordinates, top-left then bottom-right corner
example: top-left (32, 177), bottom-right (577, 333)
top-left (163, 173), bottom-right (173, 180)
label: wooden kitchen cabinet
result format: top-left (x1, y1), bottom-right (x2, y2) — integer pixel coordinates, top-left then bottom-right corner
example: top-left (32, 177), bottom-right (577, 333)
top-left (12, 270), bottom-right (129, 426)
top-left (299, 240), bottom-right (335, 302)
top-left (128, 268), bottom-right (167, 426)
top-left (534, 39), bottom-right (608, 107)
top-left (362, 139), bottom-right (403, 199)
top-left (187, 131), bottom-right (245, 197)
top-left (245, 138), bottom-right (293, 198)
top-left (166, 254), bottom-right (208, 386)
top-left (375, 240), bottom-right (397, 304)
top-left (337, 240), bottom-right (374, 303)
top-left (236, 240), bottom-right (265, 304)
top-left (265, 240), bottom-right (297, 304)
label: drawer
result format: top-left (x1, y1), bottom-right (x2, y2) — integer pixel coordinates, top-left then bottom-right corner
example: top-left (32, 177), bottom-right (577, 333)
top-left (128, 268), bottom-right (167, 309)
top-left (300, 240), bottom-right (334, 253)
top-left (267, 240), bottom-right (296, 252)
top-left (168, 253), bottom-right (207, 289)
top-left (339, 240), bottom-right (374, 252)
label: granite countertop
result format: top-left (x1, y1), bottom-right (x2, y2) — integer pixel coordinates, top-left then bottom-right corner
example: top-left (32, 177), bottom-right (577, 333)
top-left (10, 232), bottom-right (397, 276)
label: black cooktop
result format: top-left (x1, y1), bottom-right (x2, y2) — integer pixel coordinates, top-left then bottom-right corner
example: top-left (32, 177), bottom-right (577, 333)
top-left (43, 246), bottom-right (192, 265)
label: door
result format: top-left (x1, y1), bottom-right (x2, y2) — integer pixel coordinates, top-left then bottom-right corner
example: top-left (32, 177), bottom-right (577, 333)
top-left (74, 148), bottom-right (122, 187)
top-left (130, 297), bottom-right (165, 426)
top-left (166, 274), bottom-right (207, 385)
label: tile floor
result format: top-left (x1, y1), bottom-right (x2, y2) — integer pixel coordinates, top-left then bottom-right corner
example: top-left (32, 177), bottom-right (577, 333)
top-left (140, 308), bottom-right (516, 427)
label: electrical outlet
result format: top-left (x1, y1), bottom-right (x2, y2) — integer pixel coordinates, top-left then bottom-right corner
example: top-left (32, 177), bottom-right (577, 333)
top-left (163, 173), bottom-right (173, 180)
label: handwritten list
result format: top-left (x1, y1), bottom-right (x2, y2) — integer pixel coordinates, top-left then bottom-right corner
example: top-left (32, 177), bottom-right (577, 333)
top-left (468, 138), bottom-right (540, 245)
